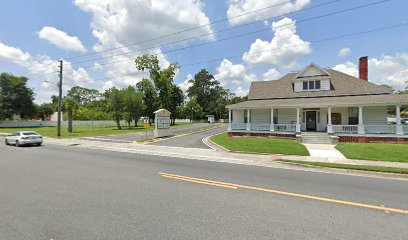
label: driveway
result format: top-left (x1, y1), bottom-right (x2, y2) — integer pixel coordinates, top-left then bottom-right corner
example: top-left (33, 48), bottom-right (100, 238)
top-left (147, 125), bottom-right (226, 149)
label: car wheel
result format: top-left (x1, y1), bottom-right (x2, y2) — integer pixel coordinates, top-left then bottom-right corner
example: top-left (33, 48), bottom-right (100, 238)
top-left (36, 143), bottom-right (42, 146)
top-left (15, 141), bottom-right (20, 147)
top-left (5, 139), bottom-right (9, 145)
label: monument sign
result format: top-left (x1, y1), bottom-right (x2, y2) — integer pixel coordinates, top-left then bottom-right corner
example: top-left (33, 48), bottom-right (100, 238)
top-left (154, 109), bottom-right (171, 138)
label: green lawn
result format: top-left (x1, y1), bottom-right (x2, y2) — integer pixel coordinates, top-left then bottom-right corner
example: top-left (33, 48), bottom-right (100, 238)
top-left (336, 143), bottom-right (408, 163)
top-left (210, 133), bottom-right (309, 156)
top-left (0, 122), bottom-right (194, 138)
top-left (278, 160), bottom-right (408, 174)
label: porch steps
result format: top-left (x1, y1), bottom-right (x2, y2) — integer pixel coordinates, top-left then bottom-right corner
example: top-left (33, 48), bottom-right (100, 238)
top-left (301, 132), bottom-right (332, 144)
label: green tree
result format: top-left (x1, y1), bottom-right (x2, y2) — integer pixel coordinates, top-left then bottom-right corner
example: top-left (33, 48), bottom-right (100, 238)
top-left (187, 69), bottom-right (219, 116)
top-left (168, 85), bottom-right (184, 125)
top-left (63, 96), bottom-right (78, 133)
top-left (122, 86), bottom-right (145, 127)
top-left (105, 87), bottom-right (124, 130)
top-left (136, 78), bottom-right (158, 125)
top-left (36, 103), bottom-right (55, 120)
top-left (135, 54), bottom-right (178, 110)
top-left (66, 86), bottom-right (100, 106)
top-left (184, 98), bottom-right (203, 123)
top-left (0, 73), bottom-right (35, 120)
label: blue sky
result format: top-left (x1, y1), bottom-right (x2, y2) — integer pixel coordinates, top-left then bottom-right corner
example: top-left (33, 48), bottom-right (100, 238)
top-left (0, 0), bottom-right (407, 103)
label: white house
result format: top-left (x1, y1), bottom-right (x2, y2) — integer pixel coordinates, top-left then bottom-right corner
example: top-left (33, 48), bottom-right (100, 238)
top-left (227, 57), bottom-right (408, 144)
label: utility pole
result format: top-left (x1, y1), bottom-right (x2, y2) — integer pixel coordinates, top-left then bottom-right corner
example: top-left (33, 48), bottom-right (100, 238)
top-left (57, 59), bottom-right (63, 138)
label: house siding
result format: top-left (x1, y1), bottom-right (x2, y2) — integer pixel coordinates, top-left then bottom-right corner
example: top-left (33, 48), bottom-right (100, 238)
top-left (321, 79), bottom-right (330, 90)
top-left (232, 109), bottom-right (245, 123)
top-left (363, 106), bottom-right (387, 125)
top-left (278, 108), bottom-right (297, 124)
top-left (251, 109), bottom-right (271, 123)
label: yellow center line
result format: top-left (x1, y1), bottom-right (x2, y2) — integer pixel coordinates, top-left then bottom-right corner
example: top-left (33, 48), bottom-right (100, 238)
top-left (161, 174), bottom-right (237, 189)
top-left (159, 172), bottom-right (408, 215)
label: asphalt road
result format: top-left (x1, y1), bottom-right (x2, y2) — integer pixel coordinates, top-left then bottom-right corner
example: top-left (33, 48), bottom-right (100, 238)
top-left (0, 140), bottom-right (407, 239)
top-left (147, 125), bottom-right (226, 149)
top-left (80, 123), bottom-right (220, 142)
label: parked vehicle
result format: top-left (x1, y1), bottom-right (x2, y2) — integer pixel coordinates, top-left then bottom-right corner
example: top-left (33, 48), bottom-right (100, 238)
top-left (5, 131), bottom-right (43, 147)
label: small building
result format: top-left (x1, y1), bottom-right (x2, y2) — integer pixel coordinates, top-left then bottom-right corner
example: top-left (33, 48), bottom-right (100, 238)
top-left (206, 115), bottom-right (215, 124)
top-left (227, 57), bottom-right (408, 143)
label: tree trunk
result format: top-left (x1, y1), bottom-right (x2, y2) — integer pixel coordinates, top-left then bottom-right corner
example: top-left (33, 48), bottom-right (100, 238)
top-left (134, 117), bottom-right (138, 127)
top-left (68, 107), bottom-right (73, 133)
top-left (116, 118), bottom-right (121, 130)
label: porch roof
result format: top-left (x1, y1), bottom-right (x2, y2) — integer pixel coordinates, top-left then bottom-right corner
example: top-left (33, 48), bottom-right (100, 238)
top-left (227, 94), bottom-right (408, 109)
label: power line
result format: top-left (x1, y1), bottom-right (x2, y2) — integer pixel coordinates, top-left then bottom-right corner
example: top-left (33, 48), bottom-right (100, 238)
top-left (64, 0), bottom-right (295, 61)
top-left (70, 0), bottom-right (342, 65)
top-left (72, 0), bottom-right (390, 70)
top-left (82, 21), bottom-right (408, 84)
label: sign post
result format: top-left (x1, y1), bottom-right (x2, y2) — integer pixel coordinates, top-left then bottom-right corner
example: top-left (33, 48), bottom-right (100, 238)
top-left (153, 109), bottom-right (171, 138)
top-left (143, 117), bottom-right (149, 140)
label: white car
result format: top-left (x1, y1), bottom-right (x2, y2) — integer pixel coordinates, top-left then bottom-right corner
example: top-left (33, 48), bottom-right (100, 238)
top-left (5, 131), bottom-right (43, 147)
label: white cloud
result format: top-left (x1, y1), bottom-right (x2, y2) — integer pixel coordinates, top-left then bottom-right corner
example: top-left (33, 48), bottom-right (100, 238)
top-left (333, 53), bottom-right (408, 90)
top-left (214, 59), bottom-right (257, 96)
top-left (262, 68), bottom-right (280, 80)
top-left (337, 47), bottom-right (351, 57)
top-left (242, 17), bottom-right (311, 67)
top-left (227, 0), bottom-right (310, 25)
top-left (0, 40), bottom-right (31, 64)
top-left (38, 26), bottom-right (87, 53)
top-left (0, 41), bottom-right (94, 103)
top-left (73, 0), bottom-right (214, 89)
top-left (178, 74), bottom-right (193, 92)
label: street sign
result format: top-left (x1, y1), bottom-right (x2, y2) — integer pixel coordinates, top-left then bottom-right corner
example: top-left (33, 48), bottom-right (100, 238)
top-left (143, 117), bottom-right (149, 124)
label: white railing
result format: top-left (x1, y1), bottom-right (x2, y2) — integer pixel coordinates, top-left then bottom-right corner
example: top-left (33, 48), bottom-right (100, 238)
top-left (332, 125), bottom-right (358, 134)
top-left (250, 123), bottom-right (271, 131)
top-left (230, 123), bottom-right (247, 130)
top-left (403, 125), bottom-right (408, 134)
top-left (274, 124), bottom-right (296, 132)
top-left (365, 125), bottom-right (396, 134)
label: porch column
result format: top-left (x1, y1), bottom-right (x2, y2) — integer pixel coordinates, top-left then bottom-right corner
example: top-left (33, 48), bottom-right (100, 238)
top-left (327, 107), bottom-right (333, 133)
top-left (270, 108), bottom-right (275, 131)
top-left (246, 109), bottom-right (251, 131)
top-left (358, 106), bottom-right (365, 134)
top-left (296, 108), bottom-right (301, 133)
top-left (228, 109), bottom-right (232, 131)
top-left (396, 105), bottom-right (403, 135)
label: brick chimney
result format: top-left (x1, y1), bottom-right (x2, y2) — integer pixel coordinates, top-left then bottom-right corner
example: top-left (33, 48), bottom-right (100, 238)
top-left (359, 56), bottom-right (368, 81)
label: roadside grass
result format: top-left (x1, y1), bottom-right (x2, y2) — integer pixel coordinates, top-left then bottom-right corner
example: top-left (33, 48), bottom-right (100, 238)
top-left (0, 122), bottom-right (195, 138)
top-left (336, 143), bottom-right (408, 163)
top-left (278, 160), bottom-right (408, 174)
top-left (210, 133), bottom-right (309, 156)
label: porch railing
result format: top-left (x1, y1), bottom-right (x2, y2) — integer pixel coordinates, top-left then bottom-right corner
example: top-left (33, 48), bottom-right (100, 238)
top-left (250, 123), bottom-right (271, 131)
top-left (274, 124), bottom-right (296, 132)
top-left (403, 125), bottom-right (408, 134)
top-left (332, 125), bottom-right (358, 134)
top-left (230, 123), bottom-right (247, 130)
top-left (365, 125), bottom-right (396, 134)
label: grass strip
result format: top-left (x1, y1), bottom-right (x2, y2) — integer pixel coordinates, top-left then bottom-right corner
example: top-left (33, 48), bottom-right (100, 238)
top-left (278, 160), bottom-right (408, 174)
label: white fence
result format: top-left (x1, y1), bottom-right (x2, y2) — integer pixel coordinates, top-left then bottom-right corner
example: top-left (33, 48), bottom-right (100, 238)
top-left (332, 125), bottom-right (358, 134)
top-left (365, 125), bottom-right (396, 134)
top-left (0, 119), bottom-right (192, 128)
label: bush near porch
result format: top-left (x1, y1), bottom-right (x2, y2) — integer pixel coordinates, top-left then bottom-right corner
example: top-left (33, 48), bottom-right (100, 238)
top-left (210, 133), bottom-right (309, 156)
top-left (336, 143), bottom-right (408, 163)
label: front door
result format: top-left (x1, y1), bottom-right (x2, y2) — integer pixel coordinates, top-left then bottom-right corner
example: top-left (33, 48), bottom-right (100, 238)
top-left (306, 111), bottom-right (317, 131)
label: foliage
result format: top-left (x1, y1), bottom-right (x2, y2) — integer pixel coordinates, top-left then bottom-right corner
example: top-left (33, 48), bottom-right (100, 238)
top-left (66, 86), bottom-right (100, 106)
top-left (74, 106), bottom-right (112, 120)
top-left (184, 98), bottom-right (203, 121)
top-left (122, 86), bottom-right (144, 127)
top-left (336, 143), bottom-right (408, 162)
top-left (0, 73), bottom-right (35, 120)
top-left (105, 87), bottom-right (124, 130)
top-left (136, 78), bottom-right (159, 124)
top-left (36, 103), bottom-right (56, 120)
top-left (210, 133), bottom-right (310, 156)
top-left (168, 85), bottom-right (184, 125)
top-left (278, 160), bottom-right (408, 174)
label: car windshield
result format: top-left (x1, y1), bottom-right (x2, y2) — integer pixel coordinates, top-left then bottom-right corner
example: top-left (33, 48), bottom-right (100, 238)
top-left (22, 132), bottom-right (39, 136)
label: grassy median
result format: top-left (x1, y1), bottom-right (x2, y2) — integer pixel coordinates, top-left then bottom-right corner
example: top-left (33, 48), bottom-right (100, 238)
top-left (278, 160), bottom-right (408, 174)
top-left (336, 143), bottom-right (408, 163)
top-left (210, 133), bottom-right (309, 156)
top-left (0, 122), bottom-right (194, 138)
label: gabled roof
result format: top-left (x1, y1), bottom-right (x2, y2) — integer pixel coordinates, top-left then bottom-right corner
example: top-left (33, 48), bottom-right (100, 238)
top-left (248, 69), bottom-right (392, 100)
top-left (293, 63), bottom-right (330, 80)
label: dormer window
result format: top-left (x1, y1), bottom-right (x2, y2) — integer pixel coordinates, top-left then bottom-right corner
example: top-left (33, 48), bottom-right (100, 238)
top-left (303, 80), bottom-right (321, 90)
